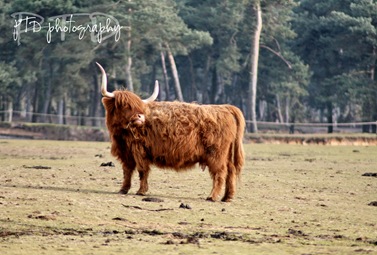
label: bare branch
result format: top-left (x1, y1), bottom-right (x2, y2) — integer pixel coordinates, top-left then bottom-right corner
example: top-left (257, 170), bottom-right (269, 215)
top-left (260, 44), bottom-right (292, 69)
top-left (122, 204), bottom-right (173, 212)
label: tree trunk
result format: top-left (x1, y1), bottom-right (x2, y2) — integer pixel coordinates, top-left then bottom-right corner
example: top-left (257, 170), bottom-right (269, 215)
top-left (160, 51), bottom-right (169, 100)
top-left (125, 0), bottom-right (133, 92)
top-left (63, 95), bottom-right (68, 125)
top-left (213, 72), bottom-right (224, 104)
top-left (276, 94), bottom-right (283, 123)
top-left (370, 46), bottom-right (376, 133)
top-left (32, 59), bottom-right (44, 123)
top-left (188, 56), bottom-right (197, 102)
top-left (370, 46), bottom-right (375, 81)
top-left (0, 95), bottom-right (4, 121)
top-left (31, 82), bottom-right (38, 123)
top-left (57, 98), bottom-right (64, 125)
top-left (41, 91), bottom-right (50, 123)
top-left (125, 38), bottom-right (133, 91)
top-left (285, 96), bottom-right (290, 124)
top-left (166, 44), bottom-right (184, 101)
top-left (7, 101), bottom-right (13, 122)
top-left (201, 55), bottom-right (211, 103)
top-left (41, 63), bottom-right (53, 123)
top-left (90, 65), bottom-right (100, 126)
top-left (361, 47), bottom-right (376, 132)
top-left (248, 1), bottom-right (262, 133)
top-left (327, 102), bottom-right (333, 133)
top-left (25, 89), bottom-right (32, 122)
top-left (210, 66), bottom-right (217, 104)
top-left (259, 100), bottom-right (267, 121)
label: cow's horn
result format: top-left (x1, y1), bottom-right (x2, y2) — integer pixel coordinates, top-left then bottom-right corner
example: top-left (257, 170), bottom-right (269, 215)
top-left (142, 80), bottom-right (159, 103)
top-left (96, 62), bottom-right (115, 98)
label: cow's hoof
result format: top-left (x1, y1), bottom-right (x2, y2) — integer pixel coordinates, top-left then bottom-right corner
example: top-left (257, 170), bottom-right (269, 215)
top-left (206, 197), bottom-right (216, 202)
top-left (119, 189), bottom-right (129, 195)
top-left (221, 197), bottom-right (232, 202)
top-left (136, 191), bottom-right (146, 196)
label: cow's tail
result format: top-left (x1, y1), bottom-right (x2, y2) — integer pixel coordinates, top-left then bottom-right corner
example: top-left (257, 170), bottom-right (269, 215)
top-left (229, 106), bottom-right (245, 178)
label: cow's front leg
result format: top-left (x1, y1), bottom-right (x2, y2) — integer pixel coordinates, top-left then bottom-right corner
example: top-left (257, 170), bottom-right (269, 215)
top-left (206, 164), bottom-right (227, 202)
top-left (136, 168), bottom-right (150, 196)
top-left (119, 161), bottom-right (136, 194)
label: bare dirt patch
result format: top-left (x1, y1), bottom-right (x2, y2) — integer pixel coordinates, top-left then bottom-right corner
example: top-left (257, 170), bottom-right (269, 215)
top-left (0, 140), bottom-right (376, 254)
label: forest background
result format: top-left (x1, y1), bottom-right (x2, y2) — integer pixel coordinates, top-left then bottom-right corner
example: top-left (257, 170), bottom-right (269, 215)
top-left (0, 0), bottom-right (376, 133)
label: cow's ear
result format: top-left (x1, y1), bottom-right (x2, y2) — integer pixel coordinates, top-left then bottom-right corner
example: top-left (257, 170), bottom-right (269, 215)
top-left (102, 97), bottom-right (115, 113)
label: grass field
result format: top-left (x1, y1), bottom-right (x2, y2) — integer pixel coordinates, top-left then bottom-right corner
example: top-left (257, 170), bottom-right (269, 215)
top-left (0, 139), bottom-right (376, 254)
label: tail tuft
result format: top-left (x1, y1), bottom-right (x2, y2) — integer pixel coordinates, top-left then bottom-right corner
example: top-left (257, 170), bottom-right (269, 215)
top-left (228, 105), bottom-right (245, 177)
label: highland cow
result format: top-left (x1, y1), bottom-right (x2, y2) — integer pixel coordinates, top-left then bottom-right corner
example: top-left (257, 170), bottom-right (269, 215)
top-left (97, 62), bottom-right (245, 202)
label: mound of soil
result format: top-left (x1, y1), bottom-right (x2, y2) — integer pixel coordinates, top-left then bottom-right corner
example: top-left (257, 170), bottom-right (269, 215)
top-left (246, 134), bottom-right (377, 145)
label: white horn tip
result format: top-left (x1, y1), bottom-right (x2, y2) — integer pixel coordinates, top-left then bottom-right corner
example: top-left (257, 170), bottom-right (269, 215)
top-left (96, 62), bottom-right (104, 71)
top-left (142, 80), bottom-right (159, 103)
top-left (96, 62), bottom-right (114, 98)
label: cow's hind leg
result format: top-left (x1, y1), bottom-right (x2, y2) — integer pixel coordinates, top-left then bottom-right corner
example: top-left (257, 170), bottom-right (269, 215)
top-left (222, 162), bottom-right (236, 202)
top-left (136, 167), bottom-right (150, 196)
top-left (206, 163), bottom-right (227, 202)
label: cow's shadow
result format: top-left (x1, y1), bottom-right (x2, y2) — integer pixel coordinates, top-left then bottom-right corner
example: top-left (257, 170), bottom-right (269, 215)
top-left (1, 183), bottom-right (209, 202)
top-left (1, 183), bottom-right (115, 195)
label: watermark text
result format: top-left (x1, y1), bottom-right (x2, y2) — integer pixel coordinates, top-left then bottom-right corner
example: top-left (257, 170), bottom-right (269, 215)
top-left (11, 12), bottom-right (125, 45)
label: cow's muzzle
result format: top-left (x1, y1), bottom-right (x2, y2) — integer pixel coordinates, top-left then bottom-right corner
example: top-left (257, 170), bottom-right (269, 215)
top-left (131, 114), bottom-right (145, 126)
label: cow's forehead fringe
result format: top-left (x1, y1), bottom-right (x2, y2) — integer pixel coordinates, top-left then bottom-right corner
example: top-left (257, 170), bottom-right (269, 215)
top-left (114, 90), bottom-right (144, 112)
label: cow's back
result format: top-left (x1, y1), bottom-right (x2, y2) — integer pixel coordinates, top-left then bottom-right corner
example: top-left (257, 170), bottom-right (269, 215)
top-left (141, 101), bottom-right (239, 170)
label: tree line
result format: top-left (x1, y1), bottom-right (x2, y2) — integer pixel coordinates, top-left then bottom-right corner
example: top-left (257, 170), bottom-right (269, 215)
top-left (0, 0), bottom-right (376, 133)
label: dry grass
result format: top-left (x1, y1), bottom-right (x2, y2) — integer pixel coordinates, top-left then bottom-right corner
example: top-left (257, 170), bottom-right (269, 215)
top-left (0, 139), bottom-right (376, 254)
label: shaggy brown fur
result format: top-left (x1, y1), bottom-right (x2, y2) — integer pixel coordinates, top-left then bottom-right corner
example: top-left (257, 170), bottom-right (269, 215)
top-left (102, 90), bottom-right (245, 202)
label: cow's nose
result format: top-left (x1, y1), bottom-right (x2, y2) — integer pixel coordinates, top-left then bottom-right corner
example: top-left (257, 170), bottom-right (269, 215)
top-left (137, 114), bottom-right (145, 124)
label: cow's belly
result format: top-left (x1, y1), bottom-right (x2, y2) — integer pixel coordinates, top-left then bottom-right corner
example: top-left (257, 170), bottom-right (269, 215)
top-left (152, 153), bottom-right (201, 170)
top-left (150, 142), bottom-right (205, 170)
top-left (144, 127), bottom-right (212, 170)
